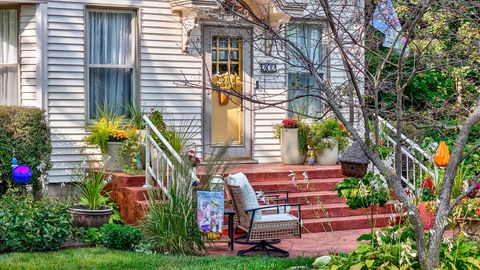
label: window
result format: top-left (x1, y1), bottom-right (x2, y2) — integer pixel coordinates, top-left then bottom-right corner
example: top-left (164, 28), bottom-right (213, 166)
top-left (286, 23), bottom-right (324, 118)
top-left (87, 10), bottom-right (136, 119)
top-left (0, 9), bottom-right (18, 106)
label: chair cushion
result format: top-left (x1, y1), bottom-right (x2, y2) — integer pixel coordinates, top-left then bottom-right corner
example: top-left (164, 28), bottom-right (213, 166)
top-left (260, 213), bottom-right (298, 223)
top-left (228, 172), bottom-right (261, 221)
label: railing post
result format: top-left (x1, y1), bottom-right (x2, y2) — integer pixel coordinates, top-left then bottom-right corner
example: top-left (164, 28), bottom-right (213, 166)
top-left (145, 124), bottom-right (151, 188)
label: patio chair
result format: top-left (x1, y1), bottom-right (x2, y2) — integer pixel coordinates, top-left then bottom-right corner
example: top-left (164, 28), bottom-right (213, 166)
top-left (227, 172), bottom-right (302, 257)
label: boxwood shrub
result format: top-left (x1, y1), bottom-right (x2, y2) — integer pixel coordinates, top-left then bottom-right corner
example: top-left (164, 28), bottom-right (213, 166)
top-left (100, 224), bottom-right (142, 250)
top-left (0, 106), bottom-right (52, 195)
top-left (0, 189), bottom-right (71, 252)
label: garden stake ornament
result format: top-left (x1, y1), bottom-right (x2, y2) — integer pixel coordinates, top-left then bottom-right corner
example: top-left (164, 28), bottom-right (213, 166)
top-left (11, 157), bottom-right (33, 184)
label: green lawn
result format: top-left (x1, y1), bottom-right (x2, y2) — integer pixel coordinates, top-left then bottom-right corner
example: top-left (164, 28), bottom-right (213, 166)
top-left (0, 248), bottom-right (314, 270)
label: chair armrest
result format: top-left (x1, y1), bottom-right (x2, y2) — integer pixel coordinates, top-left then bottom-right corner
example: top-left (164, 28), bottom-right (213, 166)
top-left (245, 203), bottom-right (302, 213)
top-left (257, 190), bottom-right (290, 203)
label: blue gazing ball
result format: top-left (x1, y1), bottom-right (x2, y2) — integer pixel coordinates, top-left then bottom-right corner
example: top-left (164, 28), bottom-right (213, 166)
top-left (12, 165), bottom-right (32, 184)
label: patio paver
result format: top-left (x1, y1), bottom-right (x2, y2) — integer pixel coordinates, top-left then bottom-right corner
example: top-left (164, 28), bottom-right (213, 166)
top-left (206, 229), bottom-right (370, 257)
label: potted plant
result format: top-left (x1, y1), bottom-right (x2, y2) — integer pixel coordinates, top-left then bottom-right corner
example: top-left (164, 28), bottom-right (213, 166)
top-left (84, 110), bottom-right (132, 171)
top-left (274, 118), bottom-right (309, 165)
top-left (310, 118), bottom-right (349, 166)
top-left (70, 163), bottom-right (113, 228)
top-left (418, 176), bottom-right (436, 230)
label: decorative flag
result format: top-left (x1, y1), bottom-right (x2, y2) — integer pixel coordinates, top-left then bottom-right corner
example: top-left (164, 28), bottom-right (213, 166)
top-left (197, 191), bottom-right (224, 240)
top-left (370, 0), bottom-right (409, 56)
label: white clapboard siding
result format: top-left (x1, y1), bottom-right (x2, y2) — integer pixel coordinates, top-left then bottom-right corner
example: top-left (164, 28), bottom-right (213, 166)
top-left (39, 0), bottom-right (359, 182)
top-left (19, 5), bottom-right (37, 106)
top-left (45, 0), bottom-right (203, 182)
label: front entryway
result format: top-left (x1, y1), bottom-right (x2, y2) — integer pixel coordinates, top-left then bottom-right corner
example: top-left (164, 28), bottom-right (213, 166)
top-left (202, 26), bottom-right (253, 160)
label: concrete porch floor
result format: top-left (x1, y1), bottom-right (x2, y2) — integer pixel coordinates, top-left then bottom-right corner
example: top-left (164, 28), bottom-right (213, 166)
top-left (206, 229), bottom-right (369, 257)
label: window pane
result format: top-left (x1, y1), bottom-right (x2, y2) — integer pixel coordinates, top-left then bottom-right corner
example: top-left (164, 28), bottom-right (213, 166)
top-left (0, 9), bottom-right (18, 106)
top-left (88, 11), bottom-right (132, 65)
top-left (287, 72), bottom-right (322, 117)
top-left (230, 51), bottom-right (239, 61)
top-left (89, 68), bottom-right (133, 119)
top-left (219, 50), bottom-right (227, 61)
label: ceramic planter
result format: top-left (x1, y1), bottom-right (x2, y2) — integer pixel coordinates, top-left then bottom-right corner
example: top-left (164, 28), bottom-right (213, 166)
top-left (280, 128), bottom-right (306, 165)
top-left (106, 141), bottom-right (123, 171)
top-left (69, 205), bottom-right (113, 228)
top-left (316, 138), bottom-right (339, 166)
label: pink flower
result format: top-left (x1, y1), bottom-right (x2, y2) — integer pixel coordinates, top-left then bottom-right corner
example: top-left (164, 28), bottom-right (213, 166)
top-left (281, 118), bottom-right (298, 128)
top-left (188, 149), bottom-right (195, 154)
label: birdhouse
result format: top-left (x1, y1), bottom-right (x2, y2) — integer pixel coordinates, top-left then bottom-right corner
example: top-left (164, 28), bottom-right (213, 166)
top-left (338, 141), bottom-right (369, 178)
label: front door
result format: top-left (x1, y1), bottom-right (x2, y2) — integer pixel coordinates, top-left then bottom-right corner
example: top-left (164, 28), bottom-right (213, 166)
top-left (203, 27), bottom-right (252, 160)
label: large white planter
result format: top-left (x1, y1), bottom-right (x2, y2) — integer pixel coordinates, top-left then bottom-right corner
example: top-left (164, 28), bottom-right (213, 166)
top-left (316, 138), bottom-right (338, 166)
top-left (280, 128), bottom-right (306, 165)
top-left (106, 142), bottom-right (123, 172)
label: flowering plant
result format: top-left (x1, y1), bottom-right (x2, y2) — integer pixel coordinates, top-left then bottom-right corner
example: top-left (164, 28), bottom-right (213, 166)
top-left (212, 72), bottom-right (242, 91)
top-left (420, 176), bottom-right (436, 202)
top-left (453, 198), bottom-right (480, 219)
top-left (281, 118), bottom-right (298, 128)
top-left (466, 181), bottom-right (480, 198)
top-left (186, 148), bottom-right (201, 168)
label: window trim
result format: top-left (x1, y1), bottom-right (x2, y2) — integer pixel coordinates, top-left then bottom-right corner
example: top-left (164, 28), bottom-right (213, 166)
top-left (85, 8), bottom-right (139, 123)
top-left (0, 6), bottom-right (20, 106)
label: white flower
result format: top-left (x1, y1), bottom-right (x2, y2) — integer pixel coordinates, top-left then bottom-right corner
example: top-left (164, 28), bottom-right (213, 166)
top-left (25, 185), bottom-right (32, 192)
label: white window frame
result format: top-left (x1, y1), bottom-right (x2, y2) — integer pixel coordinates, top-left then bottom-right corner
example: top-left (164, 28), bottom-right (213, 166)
top-left (85, 8), bottom-right (138, 121)
top-left (0, 7), bottom-right (19, 106)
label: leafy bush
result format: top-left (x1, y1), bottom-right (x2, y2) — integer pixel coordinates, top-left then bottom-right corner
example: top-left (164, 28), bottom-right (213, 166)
top-left (0, 189), bottom-right (71, 252)
top-left (335, 172), bottom-right (390, 210)
top-left (310, 117), bottom-right (350, 151)
top-left (0, 106), bottom-right (51, 195)
top-left (100, 224), bottom-right (142, 250)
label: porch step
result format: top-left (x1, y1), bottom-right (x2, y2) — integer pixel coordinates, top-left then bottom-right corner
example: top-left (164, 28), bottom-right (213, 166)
top-left (276, 191), bottom-right (345, 205)
top-left (301, 213), bottom-right (400, 233)
top-left (290, 202), bottom-right (396, 219)
top-left (251, 178), bottom-right (342, 193)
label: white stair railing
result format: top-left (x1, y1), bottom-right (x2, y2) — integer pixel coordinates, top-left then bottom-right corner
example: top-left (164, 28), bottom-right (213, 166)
top-left (143, 115), bottom-right (199, 200)
top-left (375, 116), bottom-right (438, 195)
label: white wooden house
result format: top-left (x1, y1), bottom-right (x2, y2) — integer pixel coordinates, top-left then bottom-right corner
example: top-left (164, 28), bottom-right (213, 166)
top-left (0, 0), bottom-right (362, 184)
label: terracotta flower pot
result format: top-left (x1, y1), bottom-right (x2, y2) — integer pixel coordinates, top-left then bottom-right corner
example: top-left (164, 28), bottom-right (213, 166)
top-left (418, 202), bottom-right (435, 230)
top-left (70, 205), bottom-right (113, 228)
top-left (280, 128), bottom-right (306, 165)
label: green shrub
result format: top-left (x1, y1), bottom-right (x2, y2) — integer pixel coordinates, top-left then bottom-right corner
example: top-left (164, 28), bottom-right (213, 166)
top-left (0, 189), bottom-right (71, 252)
top-left (100, 224), bottom-right (142, 250)
top-left (0, 106), bottom-right (51, 195)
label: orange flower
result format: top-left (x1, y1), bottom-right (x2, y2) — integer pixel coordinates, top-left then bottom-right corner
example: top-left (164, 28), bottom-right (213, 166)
top-left (476, 208), bottom-right (480, 216)
top-left (110, 130), bottom-right (129, 141)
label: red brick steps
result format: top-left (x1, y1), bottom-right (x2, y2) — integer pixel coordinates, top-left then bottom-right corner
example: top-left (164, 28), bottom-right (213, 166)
top-left (301, 213), bottom-right (400, 233)
top-left (109, 163), bottom-right (400, 232)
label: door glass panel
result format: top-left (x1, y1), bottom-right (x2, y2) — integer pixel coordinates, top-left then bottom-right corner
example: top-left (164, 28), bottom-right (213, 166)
top-left (211, 35), bottom-right (243, 145)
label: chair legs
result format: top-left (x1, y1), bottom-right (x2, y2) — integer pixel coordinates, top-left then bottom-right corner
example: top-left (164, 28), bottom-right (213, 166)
top-left (237, 240), bottom-right (289, 257)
